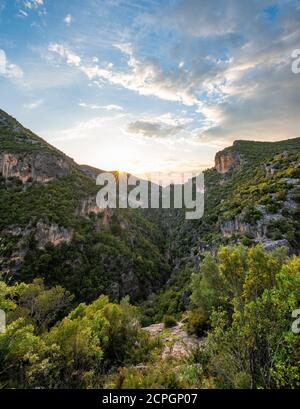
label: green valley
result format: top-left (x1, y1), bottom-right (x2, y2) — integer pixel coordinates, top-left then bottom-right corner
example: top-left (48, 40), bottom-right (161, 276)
top-left (0, 109), bottom-right (299, 389)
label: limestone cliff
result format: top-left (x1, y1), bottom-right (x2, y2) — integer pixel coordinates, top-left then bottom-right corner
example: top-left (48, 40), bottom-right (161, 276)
top-left (215, 149), bottom-right (241, 174)
top-left (0, 151), bottom-right (71, 183)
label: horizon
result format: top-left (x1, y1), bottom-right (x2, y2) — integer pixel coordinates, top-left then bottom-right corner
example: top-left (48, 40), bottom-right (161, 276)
top-left (0, 0), bottom-right (300, 179)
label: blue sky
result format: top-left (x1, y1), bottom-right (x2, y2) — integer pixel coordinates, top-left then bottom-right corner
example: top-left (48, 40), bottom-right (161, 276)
top-left (0, 0), bottom-right (300, 179)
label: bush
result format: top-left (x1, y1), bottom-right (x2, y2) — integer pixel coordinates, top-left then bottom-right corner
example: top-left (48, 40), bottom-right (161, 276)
top-left (241, 236), bottom-right (252, 246)
top-left (163, 315), bottom-right (177, 328)
top-left (186, 309), bottom-right (209, 337)
top-left (266, 202), bottom-right (279, 213)
top-left (276, 190), bottom-right (287, 201)
top-left (242, 207), bottom-right (262, 224)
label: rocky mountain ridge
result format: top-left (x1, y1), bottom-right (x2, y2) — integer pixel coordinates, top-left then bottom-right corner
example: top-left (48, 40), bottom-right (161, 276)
top-left (1, 109), bottom-right (300, 306)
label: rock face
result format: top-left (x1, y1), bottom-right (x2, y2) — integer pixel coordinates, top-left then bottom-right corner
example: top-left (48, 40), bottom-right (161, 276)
top-left (0, 151), bottom-right (71, 183)
top-left (262, 239), bottom-right (291, 252)
top-left (220, 204), bottom-right (294, 253)
top-left (3, 221), bottom-right (73, 274)
top-left (76, 195), bottom-right (113, 227)
top-left (143, 322), bottom-right (203, 360)
top-left (76, 194), bottom-right (102, 216)
top-left (35, 221), bottom-right (73, 249)
top-left (215, 150), bottom-right (241, 174)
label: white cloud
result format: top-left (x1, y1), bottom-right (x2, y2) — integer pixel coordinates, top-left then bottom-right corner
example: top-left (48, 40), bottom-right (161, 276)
top-left (64, 14), bottom-right (72, 26)
top-left (24, 0), bottom-right (44, 9)
top-left (48, 43), bottom-right (81, 66)
top-left (18, 10), bottom-right (28, 17)
top-left (102, 104), bottom-right (124, 111)
top-left (0, 49), bottom-right (23, 79)
top-left (78, 102), bottom-right (101, 110)
top-left (127, 113), bottom-right (192, 139)
top-left (78, 102), bottom-right (124, 111)
top-left (23, 99), bottom-right (44, 109)
top-left (49, 43), bottom-right (199, 108)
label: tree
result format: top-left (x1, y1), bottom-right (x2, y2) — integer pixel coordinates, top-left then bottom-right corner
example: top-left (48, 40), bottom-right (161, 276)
top-left (190, 245), bottom-right (300, 388)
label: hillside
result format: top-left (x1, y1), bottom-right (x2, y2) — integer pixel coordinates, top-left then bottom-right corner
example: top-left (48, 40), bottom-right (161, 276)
top-left (170, 137), bottom-right (300, 259)
top-left (141, 137), bottom-right (300, 324)
top-left (0, 109), bottom-right (170, 302)
top-left (0, 109), bottom-right (300, 389)
top-left (1, 108), bottom-right (300, 308)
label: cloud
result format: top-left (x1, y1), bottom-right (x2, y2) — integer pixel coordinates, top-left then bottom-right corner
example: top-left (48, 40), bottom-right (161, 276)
top-left (78, 102), bottom-right (101, 110)
top-left (23, 0), bottom-right (44, 9)
top-left (23, 99), bottom-right (44, 109)
top-left (127, 113), bottom-right (191, 139)
top-left (167, 0), bottom-right (275, 37)
top-left (78, 102), bottom-right (124, 111)
top-left (47, 1), bottom-right (300, 145)
top-left (64, 14), bottom-right (72, 26)
top-left (49, 42), bottom-right (201, 108)
top-left (48, 43), bottom-right (81, 66)
top-left (18, 10), bottom-right (28, 17)
top-left (102, 104), bottom-right (124, 111)
top-left (0, 49), bottom-right (23, 79)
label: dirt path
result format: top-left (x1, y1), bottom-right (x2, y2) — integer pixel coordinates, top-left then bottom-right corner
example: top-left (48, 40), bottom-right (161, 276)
top-left (142, 322), bottom-right (203, 359)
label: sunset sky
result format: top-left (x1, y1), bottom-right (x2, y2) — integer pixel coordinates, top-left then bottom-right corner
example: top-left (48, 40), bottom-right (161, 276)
top-left (0, 0), bottom-right (300, 178)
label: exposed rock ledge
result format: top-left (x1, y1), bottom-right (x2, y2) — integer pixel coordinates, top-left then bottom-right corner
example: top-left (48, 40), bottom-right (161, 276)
top-left (215, 150), bottom-right (241, 174)
top-left (4, 221), bottom-right (73, 270)
top-left (143, 322), bottom-right (203, 360)
top-left (76, 194), bottom-right (112, 227)
top-left (0, 151), bottom-right (71, 183)
top-left (35, 221), bottom-right (73, 249)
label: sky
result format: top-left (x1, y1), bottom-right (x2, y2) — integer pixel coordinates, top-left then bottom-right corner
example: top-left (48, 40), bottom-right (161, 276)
top-left (0, 0), bottom-right (300, 181)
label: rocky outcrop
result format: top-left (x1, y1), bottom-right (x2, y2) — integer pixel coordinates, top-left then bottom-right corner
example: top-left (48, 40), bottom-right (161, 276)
top-left (2, 221), bottom-right (73, 274)
top-left (35, 221), bottom-right (73, 249)
top-left (221, 217), bottom-right (257, 238)
top-left (219, 203), bottom-right (295, 253)
top-left (264, 162), bottom-right (276, 176)
top-left (262, 239), bottom-right (291, 252)
top-left (0, 151), bottom-right (71, 183)
top-left (143, 322), bottom-right (203, 360)
top-left (76, 194), bottom-right (114, 227)
top-left (76, 194), bottom-right (102, 216)
top-left (5, 220), bottom-right (73, 248)
top-left (215, 150), bottom-right (241, 174)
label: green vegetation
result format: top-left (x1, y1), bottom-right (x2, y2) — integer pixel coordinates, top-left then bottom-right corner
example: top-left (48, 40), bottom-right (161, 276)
top-left (1, 110), bottom-right (300, 389)
top-left (0, 280), bottom-right (161, 388)
top-left (163, 315), bottom-right (177, 328)
top-left (188, 245), bottom-right (300, 388)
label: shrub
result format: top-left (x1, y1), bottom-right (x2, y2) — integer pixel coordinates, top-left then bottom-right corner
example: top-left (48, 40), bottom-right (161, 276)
top-left (276, 190), bottom-right (287, 201)
top-left (241, 236), bottom-right (252, 246)
top-left (163, 315), bottom-right (177, 328)
top-left (186, 309), bottom-right (209, 337)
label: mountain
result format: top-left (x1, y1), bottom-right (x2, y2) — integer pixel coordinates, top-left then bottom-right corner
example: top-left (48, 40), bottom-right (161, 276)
top-left (1, 109), bottom-right (300, 389)
top-left (1, 108), bottom-right (300, 307)
top-left (141, 137), bottom-right (300, 323)
top-left (0, 109), bottom-right (170, 302)
top-left (170, 137), bottom-right (300, 261)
